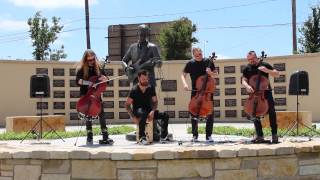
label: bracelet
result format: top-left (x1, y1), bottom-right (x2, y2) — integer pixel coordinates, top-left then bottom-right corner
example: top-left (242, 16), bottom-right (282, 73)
top-left (82, 80), bottom-right (91, 86)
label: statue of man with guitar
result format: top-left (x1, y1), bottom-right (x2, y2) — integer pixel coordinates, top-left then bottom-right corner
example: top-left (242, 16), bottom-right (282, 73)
top-left (122, 24), bottom-right (162, 87)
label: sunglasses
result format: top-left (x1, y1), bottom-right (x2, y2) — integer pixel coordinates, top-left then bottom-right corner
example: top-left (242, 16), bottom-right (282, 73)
top-left (87, 58), bottom-right (95, 62)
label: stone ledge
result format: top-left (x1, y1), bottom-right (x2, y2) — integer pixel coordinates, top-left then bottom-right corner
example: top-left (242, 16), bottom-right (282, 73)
top-left (3, 141), bottom-right (320, 161)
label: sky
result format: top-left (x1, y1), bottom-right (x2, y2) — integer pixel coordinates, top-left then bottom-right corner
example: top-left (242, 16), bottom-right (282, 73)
top-left (0, 0), bottom-right (319, 61)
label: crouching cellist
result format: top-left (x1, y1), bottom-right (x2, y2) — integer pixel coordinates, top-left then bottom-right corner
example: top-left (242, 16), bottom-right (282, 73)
top-left (242, 50), bottom-right (280, 144)
top-left (76, 49), bottom-right (114, 145)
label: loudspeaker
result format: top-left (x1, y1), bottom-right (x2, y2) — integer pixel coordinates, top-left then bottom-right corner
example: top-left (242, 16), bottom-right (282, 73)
top-left (30, 74), bottom-right (50, 98)
top-left (289, 70), bottom-right (309, 95)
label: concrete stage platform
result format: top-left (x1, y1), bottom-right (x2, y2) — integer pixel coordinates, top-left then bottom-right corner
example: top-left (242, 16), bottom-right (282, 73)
top-left (0, 133), bottom-right (319, 180)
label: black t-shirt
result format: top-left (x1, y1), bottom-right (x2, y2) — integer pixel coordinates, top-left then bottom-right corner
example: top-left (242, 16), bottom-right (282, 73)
top-left (242, 62), bottom-right (273, 80)
top-left (242, 62), bottom-right (273, 89)
top-left (129, 84), bottom-right (156, 113)
top-left (183, 58), bottom-right (216, 96)
top-left (76, 67), bottom-right (106, 96)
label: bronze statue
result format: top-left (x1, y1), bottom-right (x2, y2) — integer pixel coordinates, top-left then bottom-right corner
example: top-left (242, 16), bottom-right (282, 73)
top-left (122, 24), bottom-right (161, 87)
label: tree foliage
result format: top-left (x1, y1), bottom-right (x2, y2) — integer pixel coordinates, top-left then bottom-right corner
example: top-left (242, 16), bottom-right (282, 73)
top-left (158, 17), bottom-right (198, 60)
top-left (299, 6), bottom-right (320, 53)
top-left (28, 11), bottom-right (66, 60)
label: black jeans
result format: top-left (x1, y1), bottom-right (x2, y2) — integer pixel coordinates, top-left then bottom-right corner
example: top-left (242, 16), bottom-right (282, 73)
top-left (86, 101), bottom-right (109, 138)
top-left (253, 90), bottom-right (278, 137)
top-left (190, 93), bottom-right (214, 139)
top-left (134, 108), bottom-right (169, 140)
top-left (191, 114), bottom-right (214, 139)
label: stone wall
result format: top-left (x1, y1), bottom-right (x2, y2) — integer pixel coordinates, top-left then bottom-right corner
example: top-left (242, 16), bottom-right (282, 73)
top-left (0, 142), bottom-right (319, 179)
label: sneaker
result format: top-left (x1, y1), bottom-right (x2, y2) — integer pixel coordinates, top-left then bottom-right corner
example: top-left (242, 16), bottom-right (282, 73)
top-left (250, 136), bottom-right (265, 144)
top-left (191, 136), bottom-right (199, 143)
top-left (160, 135), bottom-right (172, 143)
top-left (99, 138), bottom-right (114, 145)
top-left (272, 135), bottom-right (279, 144)
top-left (139, 137), bottom-right (148, 145)
top-left (206, 136), bottom-right (214, 143)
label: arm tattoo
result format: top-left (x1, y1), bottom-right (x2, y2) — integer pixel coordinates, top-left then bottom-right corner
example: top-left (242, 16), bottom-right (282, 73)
top-left (152, 99), bottom-right (158, 111)
top-left (126, 104), bottom-right (134, 117)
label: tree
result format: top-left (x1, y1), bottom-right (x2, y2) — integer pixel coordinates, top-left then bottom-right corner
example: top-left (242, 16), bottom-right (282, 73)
top-left (49, 45), bottom-right (67, 61)
top-left (28, 11), bottom-right (66, 60)
top-left (299, 6), bottom-right (320, 53)
top-left (158, 17), bottom-right (198, 60)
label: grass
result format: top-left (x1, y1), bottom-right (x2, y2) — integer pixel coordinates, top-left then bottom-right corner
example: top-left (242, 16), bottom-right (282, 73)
top-left (0, 125), bottom-right (135, 141)
top-left (187, 125), bottom-right (320, 137)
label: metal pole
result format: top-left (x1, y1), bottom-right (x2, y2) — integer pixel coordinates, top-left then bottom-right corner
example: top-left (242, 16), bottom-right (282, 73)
top-left (292, 0), bottom-right (297, 53)
top-left (85, 0), bottom-right (91, 49)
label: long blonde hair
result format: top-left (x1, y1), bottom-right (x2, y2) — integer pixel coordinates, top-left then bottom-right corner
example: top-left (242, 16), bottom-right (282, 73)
top-left (76, 49), bottom-right (101, 80)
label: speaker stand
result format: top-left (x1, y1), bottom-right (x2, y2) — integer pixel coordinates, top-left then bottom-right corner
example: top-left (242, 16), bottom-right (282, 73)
top-left (281, 81), bottom-right (320, 138)
top-left (20, 96), bottom-right (65, 143)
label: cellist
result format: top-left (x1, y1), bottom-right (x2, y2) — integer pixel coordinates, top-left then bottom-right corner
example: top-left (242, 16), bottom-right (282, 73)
top-left (76, 49), bottom-right (114, 145)
top-left (242, 50), bottom-right (279, 143)
top-left (181, 47), bottom-right (217, 143)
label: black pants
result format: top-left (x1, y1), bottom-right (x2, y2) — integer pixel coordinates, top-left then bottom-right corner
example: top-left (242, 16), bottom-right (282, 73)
top-left (191, 114), bottom-right (214, 139)
top-left (253, 90), bottom-right (278, 137)
top-left (190, 93), bottom-right (214, 139)
top-left (86, 101), bottom-right (108, 138)
top-left (134, 108), bottom-right (169, 140)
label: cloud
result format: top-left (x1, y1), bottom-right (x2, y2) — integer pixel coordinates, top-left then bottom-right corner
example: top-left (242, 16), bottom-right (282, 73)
top-left (216, 54), bottom-right (233, 60)
top-left (7, 0), bottom-right (98, 9)
top-left (0, 20), bottom-right (28, 31)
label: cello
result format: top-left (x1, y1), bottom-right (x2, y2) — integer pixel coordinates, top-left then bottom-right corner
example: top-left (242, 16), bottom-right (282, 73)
top-left (76, 56), bottom-right (122, 120)
top-left (188, 52), bottom-right (217, 120)
top-left (244, 51), bottom-right (269, 121)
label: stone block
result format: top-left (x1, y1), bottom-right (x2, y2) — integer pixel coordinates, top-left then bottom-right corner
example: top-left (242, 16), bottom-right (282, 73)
top-left (31, 150), bottom-right (50, 159)
top-left (157, 159), bottom-right (212, 178)
top-left (14, 165), bottom-right (41, 180)
top-left (295, 145), bottom-right (313, 153)
top-left (49, 151), bottom-right (69, 159)
top-left (0, 177), bottom-right (12, 180)
top-left (0, 152), bottom-right (12, 159)
top-left (215, 169), bottom-right (256, 180)
top-left (117, 160), bottom-right (157, 169)
top-left (69, 150), bottom-right (90, 159)
top-left (238, 148), bottom-right (257, 157)
top-left (241, 159), bottom-right (258, 169)
top-left (111, 151), bottom-right (132, 160)
top-left (300, 165), bottom-right (320, 175)
top-left (71, 160), bottom-right (116, 179)
top-left (258, 158), bottom-right (298, 178)
top-left (175, 149), bottom-right (197, 159)
top-left (41, 174), bottom-right (70, 180)
top-left (12, 151), bottom-right (31, 159)
top-left (131, 150), bottom-right (153, 160)
top-left (276, 146), bottom-right (295, 155)
top-left (196, 149), bottom-right (218, 158)
top-left (298, 152), bottom-right (320, 165)
top-left (30, 160), bottom-right (42, 165)
top-left (6, 115), bottom-right (65, 133)
top-left (257, 148), bottom-right (275, 156)
top-left (218, 149), bottom-right (237, 158)
top-left (154, 150), bottom-right (175, 159)
top-left (0, 171), bottom-right (13, 176)
top-left (90, 151), bottom-right (110, 159)
top-left (313, 145), bottom-right (320, 152)
top-left (42, 160), bottom-right (70, 174)
top-left (215, 158), bottom-right (241, 170)
top-left (118, 169), bottom-right (156, 180)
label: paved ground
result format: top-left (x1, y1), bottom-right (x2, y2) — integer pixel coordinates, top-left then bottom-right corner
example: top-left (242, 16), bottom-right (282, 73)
top-left (0, 123), bottom-right (319, 149)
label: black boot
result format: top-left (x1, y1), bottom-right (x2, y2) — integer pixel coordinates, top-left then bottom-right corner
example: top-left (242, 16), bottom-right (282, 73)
top-left (99, 131), bottom-right (114, 145)
top-left (86, 131), bottom-right (93, 146)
